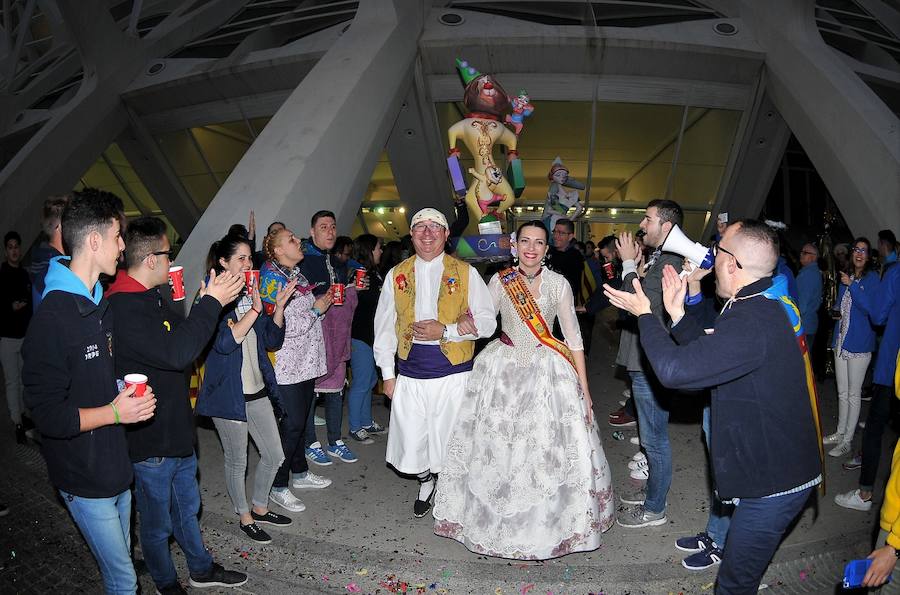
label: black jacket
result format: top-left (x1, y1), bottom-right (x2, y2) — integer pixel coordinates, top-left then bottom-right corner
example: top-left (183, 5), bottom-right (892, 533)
top-left (107, 277), bottom-right (222, 462)
top-left (351, 270), bottom-right (383, 346)
top-left (638, 277), bottom-right (822, 499)
top-left (28, 242), bottom-right (62, 310)
top-left (23, 289), bottom-right (132, 498)
top-left (547, 244), bottom-right (584, 304)
top-left (0, 262), bottom-right (31, 338)
top-left (300, 241), bottom-right (348, 297)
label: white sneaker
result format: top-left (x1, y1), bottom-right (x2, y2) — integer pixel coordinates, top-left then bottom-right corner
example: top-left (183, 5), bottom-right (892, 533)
top-left (268, 488), bottom-right (306, 512)
top-left (828, 441), bottom-right (853, 457)
top-left (291, 471), bottom-right (332, 490)
top-left (629, 459), bottom-right (649, 480)
top-left (622, 388), bottom-right (632, 399)
top-left (629, 436), bottom-right (641, 446)
top-left (822, 432), bottom-right (843, 445)
top-left (628, 453), bottom-right (647, 470)
top-left (859, 420), bottom-right (867, 429)
top-left (834, 489), bottom-right (872, 512)
top-left (631, 451), bottom-right (645, 461)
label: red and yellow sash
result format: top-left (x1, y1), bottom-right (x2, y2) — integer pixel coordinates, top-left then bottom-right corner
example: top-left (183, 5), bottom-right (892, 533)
top-left (498, 268), bottom-right (576, 371)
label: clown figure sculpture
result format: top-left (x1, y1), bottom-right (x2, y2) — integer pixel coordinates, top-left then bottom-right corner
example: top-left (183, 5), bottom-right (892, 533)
top-left (541, 157), bottom-right (585, 231)
top-left (447, 59), bottom-right (525, 232)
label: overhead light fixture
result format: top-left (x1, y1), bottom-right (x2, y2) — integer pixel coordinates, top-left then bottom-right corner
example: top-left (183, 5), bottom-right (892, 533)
top-left (610, 208), bottom-right (617, 215)
top-left (376, 207), bottom-right (385, 215)
top-left (399, 207), bottom-right (406, 214)
top-left (439, 12), bottom-right (464, 26)
top-left (387, 220), bottom-right (393, 225)
top-left (713, 21), bottom-right (738, 36)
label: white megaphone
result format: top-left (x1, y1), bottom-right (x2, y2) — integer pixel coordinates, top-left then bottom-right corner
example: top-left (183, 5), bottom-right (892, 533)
top-left (660, 224), bottom-right (715, 270)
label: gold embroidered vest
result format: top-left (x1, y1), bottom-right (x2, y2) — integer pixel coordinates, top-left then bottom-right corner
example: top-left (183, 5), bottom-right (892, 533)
top-left (392, 254), bottom-right (474, 365)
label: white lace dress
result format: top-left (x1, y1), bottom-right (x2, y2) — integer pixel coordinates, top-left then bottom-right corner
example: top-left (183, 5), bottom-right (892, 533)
top-left (433, 268), bottom-right (614, 560)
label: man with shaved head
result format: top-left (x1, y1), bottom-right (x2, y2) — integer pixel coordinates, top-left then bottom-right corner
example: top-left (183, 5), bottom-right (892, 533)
top-left (605, 219), bottom-right (823, 594)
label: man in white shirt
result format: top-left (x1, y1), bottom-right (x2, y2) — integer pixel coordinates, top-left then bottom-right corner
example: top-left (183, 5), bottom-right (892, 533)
top-left (374, 208), bottom-right (496, 518)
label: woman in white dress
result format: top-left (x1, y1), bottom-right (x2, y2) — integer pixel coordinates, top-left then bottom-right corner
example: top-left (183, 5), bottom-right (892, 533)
top-left (433, 220), bottom-right (614, 560)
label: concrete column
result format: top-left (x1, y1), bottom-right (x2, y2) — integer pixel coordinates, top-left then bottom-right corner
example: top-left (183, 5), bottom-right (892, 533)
top-left (738, 0), bottom-right (900, 239)
top-left (116, 109), bottom-right (201, 240)
top-left (706, 90), bottom-right (790, 237)
top-left (175, 0), bottom-right (423, 302)
top-left (385, 64), bottom-right (452, 223)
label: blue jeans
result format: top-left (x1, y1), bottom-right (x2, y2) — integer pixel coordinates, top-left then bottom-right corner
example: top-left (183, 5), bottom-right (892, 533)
top-left (716, 487), bottom-right (813, 594)
top-left (630, 370), bottom-right (671, 514)
top-left (60, 488), bottom-right (137, 594)
top-left (133, 453), bottom-right (213, 588)
top-left (347, 340), bottom-right (377, 433)
top-left (702, 404), bottom-right (733, 547)
top-left (305, 391), bottom-right (344, 446)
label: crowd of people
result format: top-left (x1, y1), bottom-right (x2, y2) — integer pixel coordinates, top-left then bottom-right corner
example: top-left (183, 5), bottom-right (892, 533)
top-left (0, 188), bottom-right (898, 594)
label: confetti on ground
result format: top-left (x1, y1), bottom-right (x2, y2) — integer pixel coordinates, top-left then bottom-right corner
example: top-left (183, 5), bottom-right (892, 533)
top-left (563, 567), bottom-right (574, 581)
top-left (355, 568), bottom-right (368, 576)
top-left (702, 582), bottom-right (714, 590)
top-left (496, 588), bottom-right (503, 594)
top-left (521, 583), bottom-right (535, 594)
top-left (322, 574), bottom-right (329, 582)
top-left (346, 583), bottom-right (362, 593)
top-left (441, 568), bottom-right (452, 580)
top-left (379, 575), bottom-right (410, 593)
top-left (238, 550), bottom-right (250, 560)
top-left (799, 570), bottom-right (807, 581)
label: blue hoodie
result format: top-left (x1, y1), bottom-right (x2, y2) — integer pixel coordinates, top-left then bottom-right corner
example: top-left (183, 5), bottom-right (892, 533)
top-left (42, 255), bottom-right (104, 305)
top-left (23, 255), bottom-right (133, 498)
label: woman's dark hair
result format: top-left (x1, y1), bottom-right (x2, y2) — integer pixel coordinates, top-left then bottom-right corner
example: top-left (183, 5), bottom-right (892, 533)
top-left (516, 220), bottom-right (549, 241)
top-left (849, 236), bottom-right (876, 276)
top-left (353, 234), bottom-right (381, 272)
top-left (380, 240), bottom-right (404, 275)
top-left (228, 224), bottom-right (249, 239)
top-left (206, 233), bottom-right (252, 273)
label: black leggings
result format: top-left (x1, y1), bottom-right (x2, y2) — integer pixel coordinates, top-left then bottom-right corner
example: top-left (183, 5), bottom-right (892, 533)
top-left (272, 378), bottom-right (315, 488)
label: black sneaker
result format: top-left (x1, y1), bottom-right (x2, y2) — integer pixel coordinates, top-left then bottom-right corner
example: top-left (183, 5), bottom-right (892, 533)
top-left (239, 522), bottom-right (272, 544)
top-left (189, 562), bottom-right (248, 588)
top-left (251, 510), bottom-right (292, 526)
top-left (413, 480), bottom-right (436, 518)
top-left (155, 582), bottom-right (188, 595)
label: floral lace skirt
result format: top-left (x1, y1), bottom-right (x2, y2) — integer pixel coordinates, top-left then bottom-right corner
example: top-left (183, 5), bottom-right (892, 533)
top-left (432, 340), bottom-right (615, 560)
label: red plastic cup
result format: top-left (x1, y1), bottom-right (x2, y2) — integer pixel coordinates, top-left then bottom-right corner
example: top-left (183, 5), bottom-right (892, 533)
top-left (168, 266), bottom-right (185, 301)
top-left (331, 283), bottom-right (345, 306)
top-left (124, 373), bottom-right (148, 397)
top-left (354, 268), bottom-right (366, 289)
top-left (244, 270), bottom-right (259, 296)
top-left (603, 262), bottom-right (614, 280)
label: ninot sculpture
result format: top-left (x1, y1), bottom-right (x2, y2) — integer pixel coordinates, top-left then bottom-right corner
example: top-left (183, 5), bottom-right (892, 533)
top-left (541, 156), bottom-right (585, 232)
top-left (446, 58), bottom-right (531, 234)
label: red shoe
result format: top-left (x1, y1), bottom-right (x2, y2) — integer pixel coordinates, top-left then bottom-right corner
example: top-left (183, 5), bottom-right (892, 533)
top-left (609, 410), bottom-right (637, 427)
top-left (608, 405), bottom-right (625, 419)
